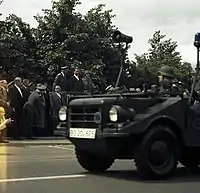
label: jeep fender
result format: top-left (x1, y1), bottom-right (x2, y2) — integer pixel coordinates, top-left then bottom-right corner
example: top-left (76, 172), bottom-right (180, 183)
top-left (144, 115), bottom-right (184, 146)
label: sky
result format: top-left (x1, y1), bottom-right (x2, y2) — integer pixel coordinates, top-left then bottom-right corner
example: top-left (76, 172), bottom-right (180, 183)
top-left (1, 0), bottom-right (200, 66)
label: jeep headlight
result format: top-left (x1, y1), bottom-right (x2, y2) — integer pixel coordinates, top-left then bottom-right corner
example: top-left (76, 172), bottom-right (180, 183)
top-left (109, 105), bottom-right (136, 122)
top-left (109, 106), bottom-right (118, 122)
top-left (58, 106), bottom-right (67, 121)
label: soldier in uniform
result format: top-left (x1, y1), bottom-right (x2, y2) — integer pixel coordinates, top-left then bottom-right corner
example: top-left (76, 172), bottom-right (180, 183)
top-left (158, 65), bottom-right (184, 97)
top-left (148, 65), bottom-right (180, 96)
top-left (82, 71), bottom-right (95, 93)
top-left (158, 65), bottom-right (174, 93)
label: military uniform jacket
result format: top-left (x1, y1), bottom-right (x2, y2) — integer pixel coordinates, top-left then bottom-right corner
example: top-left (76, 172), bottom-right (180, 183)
top-left (53, 73), bottom-right (69, 91)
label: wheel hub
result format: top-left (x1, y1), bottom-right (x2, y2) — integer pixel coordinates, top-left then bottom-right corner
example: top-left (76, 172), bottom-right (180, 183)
top-left (149, 141), bottom-right (170, 167)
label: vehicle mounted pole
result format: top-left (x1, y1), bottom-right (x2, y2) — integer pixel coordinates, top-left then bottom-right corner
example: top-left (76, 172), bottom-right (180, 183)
top-left (115, 43), bottom-right (128, 88)
top-left (189, 33), bottom-right (200, 105)
top-left (112, 30), bottom-right (133, 89)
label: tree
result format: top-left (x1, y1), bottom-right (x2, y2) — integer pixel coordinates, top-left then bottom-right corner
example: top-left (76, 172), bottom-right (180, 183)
top-left (178, 62), bottom-right (194, 86)
top-left (34, 0), bottom-right (123, 85)
top-left (0, 0), bottom-right (131, 86)
top-left (135, 30), bottom-right (193, 85)
top-left (34, 0), bottom-right (83, 79)
top-left (0, 14), bottom-right (40, 81)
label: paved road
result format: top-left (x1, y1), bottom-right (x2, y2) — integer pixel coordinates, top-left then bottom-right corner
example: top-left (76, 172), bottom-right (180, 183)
top-left (0, 144), bottom-right (200, 193)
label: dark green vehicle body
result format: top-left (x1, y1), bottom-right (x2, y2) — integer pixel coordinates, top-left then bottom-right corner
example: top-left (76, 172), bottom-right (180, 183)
top-left (59, 31), bottom-right (200, 179)
top-left (66, 92), bottom-right (199, 158)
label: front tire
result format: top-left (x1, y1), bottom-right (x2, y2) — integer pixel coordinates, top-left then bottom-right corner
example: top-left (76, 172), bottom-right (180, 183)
top-left (134, 125), bottom-right (178, 179)
top-left (75, 148), bottom-right (114, 173)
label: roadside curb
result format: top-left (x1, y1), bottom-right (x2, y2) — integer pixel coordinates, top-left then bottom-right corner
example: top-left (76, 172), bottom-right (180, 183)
top-left (0, 139), bottom-right (72, 147)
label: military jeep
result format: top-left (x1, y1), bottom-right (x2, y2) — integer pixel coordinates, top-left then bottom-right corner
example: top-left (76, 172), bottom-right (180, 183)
top-left (58, 32), bottom-right (200, 179)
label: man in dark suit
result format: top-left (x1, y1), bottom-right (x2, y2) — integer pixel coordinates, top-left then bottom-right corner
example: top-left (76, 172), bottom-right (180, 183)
top-left (69, 68), bottom-right (83, 92)
top-left (8, 77), bottom-right (26, 139)
top-left (52, 66), bottom-right (71, 91)
top-left (50, 85), bottom-right (63, 133)
top-left (43, 82), bottom-right (52, 136)
top-left (27, 83), bottom-right (47, 137)
top-left (22, 79), bottom-right (31, 102)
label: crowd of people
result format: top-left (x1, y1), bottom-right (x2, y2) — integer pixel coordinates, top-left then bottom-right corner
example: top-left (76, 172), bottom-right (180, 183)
top-left (0, 66), bottom-right (96, 143)
top-left (52, 66), bottom-right (95, 93)
top-left (0, 64), bottom-right (181, 143)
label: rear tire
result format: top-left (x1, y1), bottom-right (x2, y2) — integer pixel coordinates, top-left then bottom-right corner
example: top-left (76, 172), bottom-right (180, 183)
top-left (75, 148), bottom-right (114, 173)
top-left (134, 125), bottom-right (178, 179)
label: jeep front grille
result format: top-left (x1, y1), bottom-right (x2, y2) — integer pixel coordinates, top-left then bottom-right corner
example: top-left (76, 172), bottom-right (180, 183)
top-left (69, 107), bottom-right (100, 128)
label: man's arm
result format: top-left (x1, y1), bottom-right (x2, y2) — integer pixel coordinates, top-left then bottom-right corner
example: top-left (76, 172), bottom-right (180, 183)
top-left (49, 93), bottom-right (56, 115)
top-left (27, 92), bottom-right (38, 106)
top-left (7, 87), bottom-right (16, 108)
top-left (52, 74), bottom-right (61, 91)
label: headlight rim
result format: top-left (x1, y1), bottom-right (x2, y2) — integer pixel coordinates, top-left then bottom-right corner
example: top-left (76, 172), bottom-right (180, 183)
top-left (58, 106), bottom-right (67, 121)
top-left (109, 106), bottom-right (119, 122)
top-left (109, 105), bottom-right (136, 122)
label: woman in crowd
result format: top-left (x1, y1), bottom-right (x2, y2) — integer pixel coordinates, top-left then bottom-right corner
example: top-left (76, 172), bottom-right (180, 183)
top-left (0, 107), bottom-right (12, 140)
top-left (0, 80), bottom-right (12, 143)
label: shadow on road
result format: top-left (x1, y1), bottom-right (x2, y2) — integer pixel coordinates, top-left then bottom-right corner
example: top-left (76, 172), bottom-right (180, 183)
top-left (84, 167), bottom-right (200, 183)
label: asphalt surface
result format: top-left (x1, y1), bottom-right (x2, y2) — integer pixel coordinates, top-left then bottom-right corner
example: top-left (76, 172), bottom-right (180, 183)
top-left (0, 144), bottom-right (200, 193)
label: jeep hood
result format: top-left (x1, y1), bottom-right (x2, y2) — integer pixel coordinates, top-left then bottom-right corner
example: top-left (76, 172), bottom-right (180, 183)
top-left (69, 97), bottom-right (117, 106)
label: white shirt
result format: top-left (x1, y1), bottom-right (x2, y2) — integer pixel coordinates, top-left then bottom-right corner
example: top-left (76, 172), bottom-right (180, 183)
top-left (61, 72), bottom-right (65, 77)
top-left (74, 75), bottom-right (79, 81)
top-left (15, 84), bottom-right (23, 97)
top-left (56, 92), bottom-right (61, 99)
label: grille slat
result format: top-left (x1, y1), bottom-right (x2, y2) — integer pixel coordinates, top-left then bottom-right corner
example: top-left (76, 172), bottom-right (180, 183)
top-left (70, 120), bottom-right (96, 123)
top-left (70, 113), bottom-right (96, 115)
top-left (69, 107), bottom-right (100, 128)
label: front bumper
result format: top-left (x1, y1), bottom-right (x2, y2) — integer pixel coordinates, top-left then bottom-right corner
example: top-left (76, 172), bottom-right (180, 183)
top-left (70, 138), bottom-right (110, 155)
top-left (55, 122), bottom-right (67, 137)
top-left (56, 122), bottom-right (67, 130)
top-left (66, 127), bottom-right (130, 156)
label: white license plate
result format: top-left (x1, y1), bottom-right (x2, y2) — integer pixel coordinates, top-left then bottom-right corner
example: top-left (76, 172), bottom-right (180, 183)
top-left (69, 128), bottom-right (96, 139)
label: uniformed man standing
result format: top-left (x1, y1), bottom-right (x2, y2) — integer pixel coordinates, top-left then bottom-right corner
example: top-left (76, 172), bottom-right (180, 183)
top-left (156, 65), bottom-right (184, 97)
top-left (52, 66), bottom-right (71, 91)
top-left (158, 65), bottom-right (175, 92)
top-left (82, 71), bottom-right (95, 93)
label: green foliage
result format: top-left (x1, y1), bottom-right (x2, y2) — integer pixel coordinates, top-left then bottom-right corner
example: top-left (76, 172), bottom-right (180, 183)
top-left (0, 14), bottom-right (43, 81)
top-left (135, 30), bottom-right (194, 85)
top-left (34, 0), bottom-right (121, 84)
top-left (0, 0), bottom-right (195, 88)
